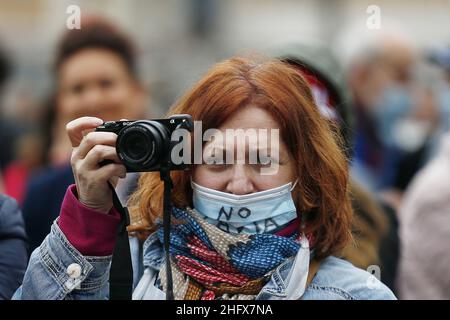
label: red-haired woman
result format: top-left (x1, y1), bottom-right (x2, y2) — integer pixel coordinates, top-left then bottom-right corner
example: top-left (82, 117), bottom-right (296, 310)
top-left (13, 57), bottom-right (396, 300)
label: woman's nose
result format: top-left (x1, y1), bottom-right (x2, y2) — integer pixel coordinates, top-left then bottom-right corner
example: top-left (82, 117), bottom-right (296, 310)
top-left (81, 87), bottom-right (103, 113)
top-left (225, 165), bottom-right (255, 195)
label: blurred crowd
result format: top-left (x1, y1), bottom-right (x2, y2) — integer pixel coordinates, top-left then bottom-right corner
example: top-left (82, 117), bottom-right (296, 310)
top-left (1, 5), bottom-right (450, 300)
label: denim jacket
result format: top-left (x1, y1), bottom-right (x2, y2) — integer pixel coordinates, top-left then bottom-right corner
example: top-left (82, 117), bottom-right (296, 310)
top-left (13, 220), bottom-right (396, 300)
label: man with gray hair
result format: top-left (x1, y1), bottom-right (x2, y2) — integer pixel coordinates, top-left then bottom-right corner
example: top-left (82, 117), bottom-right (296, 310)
top-left (344, 32), bottom-right (418, 197)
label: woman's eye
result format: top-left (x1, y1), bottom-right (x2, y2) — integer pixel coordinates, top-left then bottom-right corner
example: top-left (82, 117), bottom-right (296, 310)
top-left (204, 161), bottom-right (229, 171)
top-left (71, 83), bottom-right (84, 95)
top-left (100, 79), bottom-right (115, 89)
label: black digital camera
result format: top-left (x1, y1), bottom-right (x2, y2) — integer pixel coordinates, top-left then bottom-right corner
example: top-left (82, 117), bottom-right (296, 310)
top-left (96, 114), bottom-right (193, 172)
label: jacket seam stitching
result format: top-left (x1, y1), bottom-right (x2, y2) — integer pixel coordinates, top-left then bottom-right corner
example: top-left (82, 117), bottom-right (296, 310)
top-left (307, 284), bottom-right (357, 300)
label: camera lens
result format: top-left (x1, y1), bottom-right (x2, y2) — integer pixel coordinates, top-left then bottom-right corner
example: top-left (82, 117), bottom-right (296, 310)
top-left (116, 120), bottom-right (170, 171)
top-left (121, 131), bottom-right (152, 161)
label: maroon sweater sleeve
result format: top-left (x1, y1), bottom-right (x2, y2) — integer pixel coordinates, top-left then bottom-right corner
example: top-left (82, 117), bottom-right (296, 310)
top-left (57, 184), bottom-right (121, 256)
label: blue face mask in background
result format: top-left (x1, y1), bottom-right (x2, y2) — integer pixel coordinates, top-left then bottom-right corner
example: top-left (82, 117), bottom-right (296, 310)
top-left (437, 84), bottom-right (450, 130)
top-left (370, 85), bottom-right (414, 147)
top-left (191, 180), bottom-right (298, 235)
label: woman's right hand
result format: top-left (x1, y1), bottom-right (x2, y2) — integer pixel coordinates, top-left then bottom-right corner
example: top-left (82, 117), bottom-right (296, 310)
top-left (66, 117), bottom-right (127, 214)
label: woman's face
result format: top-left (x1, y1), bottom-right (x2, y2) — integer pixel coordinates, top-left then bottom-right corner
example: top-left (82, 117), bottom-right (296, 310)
top-left (192, 105), bottom-right (296, 194)
top-left (57, 48), bottom-right (145, 122)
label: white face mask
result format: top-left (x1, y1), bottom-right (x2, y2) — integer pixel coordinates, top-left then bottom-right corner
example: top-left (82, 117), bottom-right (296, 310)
top-left (191, 180), bottom-right (298, 235)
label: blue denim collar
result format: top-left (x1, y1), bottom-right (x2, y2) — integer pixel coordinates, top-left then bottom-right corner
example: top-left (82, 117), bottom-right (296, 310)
top-left (255, 256), bottom-right (295, 298)
top-left (142, 232), bottom-right (165, 271)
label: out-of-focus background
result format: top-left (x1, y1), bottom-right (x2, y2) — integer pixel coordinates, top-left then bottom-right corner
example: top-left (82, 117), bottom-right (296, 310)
top-left (1, 0), bottom-right (450, 117)
top-left (1, 0), bottom-right (450, 300)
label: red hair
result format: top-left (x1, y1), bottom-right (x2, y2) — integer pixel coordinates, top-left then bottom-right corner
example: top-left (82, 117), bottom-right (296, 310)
top-left (128, 56), bottom-right (353, 259)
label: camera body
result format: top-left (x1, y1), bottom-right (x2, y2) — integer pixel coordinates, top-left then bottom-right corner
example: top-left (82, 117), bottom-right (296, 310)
top-left (96, 114), bottom-right (193, 172)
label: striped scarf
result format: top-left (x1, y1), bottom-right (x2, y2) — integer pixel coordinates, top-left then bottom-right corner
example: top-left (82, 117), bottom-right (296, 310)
top-left (156, 207), bottom-right (303, 300)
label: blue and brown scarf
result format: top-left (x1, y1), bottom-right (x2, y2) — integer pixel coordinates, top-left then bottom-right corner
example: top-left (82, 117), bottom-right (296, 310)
top-left (156, 207), bottom-right (304, 300)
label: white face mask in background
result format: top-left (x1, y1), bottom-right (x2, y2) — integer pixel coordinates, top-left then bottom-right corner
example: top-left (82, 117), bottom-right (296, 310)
top-left (191, 179), bottom-right (298, 235)
top-left (392, 118), bottom-right (432, 152)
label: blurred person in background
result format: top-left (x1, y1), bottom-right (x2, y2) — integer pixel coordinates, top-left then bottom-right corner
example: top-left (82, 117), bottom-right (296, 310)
top-left (22, 16), bottom-right (148, 255)
top-left (397, 46), bottom-right (450, 299)
top-left (345, 32), bottom-right (443, 218)
top-left (2, 131), bottom-right (45, 205)
top-left (0, 48), bottom-right (29, 293)
top-left (426, 45), bottom-right (450, 154)
top-left (0, 46), bottom-right (16, 193)
top-left (0, 193), bottom-right (28, 300)
top-left (346, 33), bottom-right (419, 198)
top-left (274, 43), bottom-right (398, 292)
top-left (0, 45), bottom-right (14, 173)
top-left (389, 82), bottom-right (440, 189)
top-left (0, 45), bottom-right (43, 204)
top-left (341, 31), bottom-right (445, 294)
top-left (0, 48), bottom-right (7, 193)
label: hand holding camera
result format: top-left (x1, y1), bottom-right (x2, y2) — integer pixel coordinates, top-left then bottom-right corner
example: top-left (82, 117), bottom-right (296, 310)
top-left (95, 114), bottom-right (193, 172)
top-left (66, 114), bottom-right (193, 214)
top-left (67, 116), bottom-right (127, 214)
